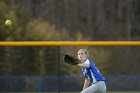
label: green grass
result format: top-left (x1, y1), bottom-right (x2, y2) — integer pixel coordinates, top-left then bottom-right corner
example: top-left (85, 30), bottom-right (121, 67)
top-left (55, 92), bottom-right (139, 93)
top-left (3, 92), bottom-right (140, 93)
top-left (107, 91), bottom-right (140, 93)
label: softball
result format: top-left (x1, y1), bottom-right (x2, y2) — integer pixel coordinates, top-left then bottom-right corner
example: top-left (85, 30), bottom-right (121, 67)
top-left (5, 19), bottom-right (12, 27)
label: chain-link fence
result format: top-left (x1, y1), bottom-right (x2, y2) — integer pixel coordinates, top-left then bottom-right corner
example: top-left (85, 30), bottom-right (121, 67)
top-left (0, 76), bottom-right (140, 92)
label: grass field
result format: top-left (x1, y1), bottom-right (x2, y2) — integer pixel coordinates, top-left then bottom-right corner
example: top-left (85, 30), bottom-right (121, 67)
top-left (46, 91), bottom-right (140, 93)
top-left (5, 92), bottom-right (140, 93)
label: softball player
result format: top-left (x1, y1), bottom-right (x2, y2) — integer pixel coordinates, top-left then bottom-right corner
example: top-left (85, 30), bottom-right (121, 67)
top-left (77, 49), bottom-right (106, 93)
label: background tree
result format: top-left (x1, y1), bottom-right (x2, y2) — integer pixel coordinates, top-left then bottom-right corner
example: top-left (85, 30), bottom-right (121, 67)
top-left (0, 0), bottom-right (140, 76)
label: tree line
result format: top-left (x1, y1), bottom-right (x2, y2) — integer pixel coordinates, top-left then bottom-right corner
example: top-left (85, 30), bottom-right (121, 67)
top-left (0, 0), bottom-right (140, 76)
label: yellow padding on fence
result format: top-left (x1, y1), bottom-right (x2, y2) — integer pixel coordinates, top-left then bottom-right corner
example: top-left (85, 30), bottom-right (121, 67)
top-left (0, 41), bottom-right (140, 46)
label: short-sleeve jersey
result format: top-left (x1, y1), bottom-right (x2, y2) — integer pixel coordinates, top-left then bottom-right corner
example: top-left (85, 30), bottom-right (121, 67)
top-left (81, 59), bottom-right (105, 85)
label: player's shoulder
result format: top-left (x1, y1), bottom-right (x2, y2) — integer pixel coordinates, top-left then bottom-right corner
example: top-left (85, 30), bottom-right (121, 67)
top-left (88, 59), bottom-right (95, 64)
top-left (84, 59), bottom-right (94, 68)
top-left (85, 59), bottom-right (90, 64)
top-left (88, 59), bottom-right (96, 67)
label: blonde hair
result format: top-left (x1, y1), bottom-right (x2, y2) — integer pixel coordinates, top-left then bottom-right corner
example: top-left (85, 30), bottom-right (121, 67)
top-left (78, 49), bottom-right (89, 57)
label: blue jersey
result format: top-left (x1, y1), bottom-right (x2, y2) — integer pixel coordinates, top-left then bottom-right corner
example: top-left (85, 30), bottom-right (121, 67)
top-left (81, 59), bottom-right (105, 85)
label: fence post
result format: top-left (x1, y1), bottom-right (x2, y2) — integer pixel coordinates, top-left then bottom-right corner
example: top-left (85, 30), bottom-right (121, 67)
top-left (38, 76), bottom-right (42, 93)
top-left (56, 46), bottom-right (60, 93)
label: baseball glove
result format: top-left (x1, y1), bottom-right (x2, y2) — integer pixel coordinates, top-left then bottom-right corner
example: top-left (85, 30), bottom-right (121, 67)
top-left (63, 54), bottom-right (79, 65)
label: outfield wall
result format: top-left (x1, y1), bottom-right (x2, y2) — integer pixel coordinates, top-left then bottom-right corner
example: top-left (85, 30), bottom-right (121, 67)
top-left (0, 76), bottom-right (140, 92)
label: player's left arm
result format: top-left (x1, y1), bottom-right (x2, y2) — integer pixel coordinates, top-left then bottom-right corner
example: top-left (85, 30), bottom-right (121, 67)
top-left (77, 63), bottom-right (90, 68)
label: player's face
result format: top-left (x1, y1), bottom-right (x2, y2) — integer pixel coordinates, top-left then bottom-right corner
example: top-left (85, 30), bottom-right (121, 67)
top-left (78, 50), bottom-right (87, 61)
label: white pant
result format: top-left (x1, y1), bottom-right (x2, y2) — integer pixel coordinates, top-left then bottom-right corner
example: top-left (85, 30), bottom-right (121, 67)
top-left (80, 81), bottom-right (106, 93)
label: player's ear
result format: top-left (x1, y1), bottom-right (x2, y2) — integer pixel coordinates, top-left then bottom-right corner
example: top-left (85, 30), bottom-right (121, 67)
top-left (86, 54), bottom-right (89, 59)
top-left (85, 51), bottom-right (89, 58)
top-left (82, 49), bottom-right (88, 57)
